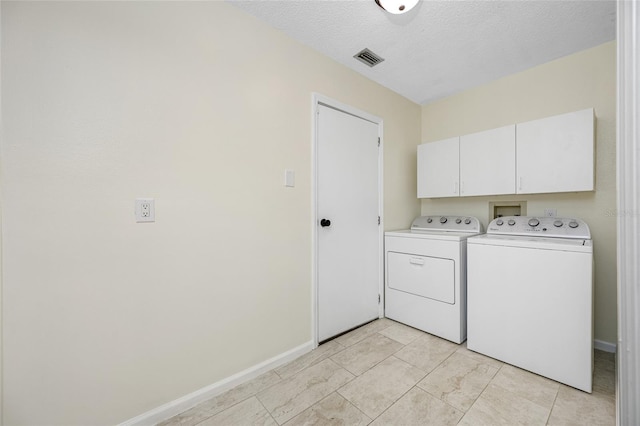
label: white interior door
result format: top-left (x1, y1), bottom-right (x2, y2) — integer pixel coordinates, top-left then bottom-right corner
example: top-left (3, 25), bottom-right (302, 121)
top-left (317, 103), bottom-right (380, 342)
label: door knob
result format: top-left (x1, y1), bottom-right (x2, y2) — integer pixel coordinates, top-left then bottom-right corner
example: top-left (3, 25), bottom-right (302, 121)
top-left (320, 219), bottom-right (331, 227)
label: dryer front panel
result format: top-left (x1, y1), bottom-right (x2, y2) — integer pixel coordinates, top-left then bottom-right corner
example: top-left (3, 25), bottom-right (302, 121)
top-left (384, 233), bottom-right (466, 343)
top-left (387, 252), bottom-right (455, 304)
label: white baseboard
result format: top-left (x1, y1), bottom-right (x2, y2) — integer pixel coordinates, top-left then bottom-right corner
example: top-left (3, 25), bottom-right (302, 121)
top-left (594, 339), bottom-right (617, 353)
top-left (119, 340), bottom-right (314, 426)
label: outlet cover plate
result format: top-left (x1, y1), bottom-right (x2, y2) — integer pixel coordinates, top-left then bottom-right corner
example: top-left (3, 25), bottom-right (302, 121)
top-left (135, 198), bottom-right (155, 222)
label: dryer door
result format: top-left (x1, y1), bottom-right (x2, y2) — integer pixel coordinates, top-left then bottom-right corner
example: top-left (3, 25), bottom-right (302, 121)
top-left (387, 252), bottom-right (455, 304)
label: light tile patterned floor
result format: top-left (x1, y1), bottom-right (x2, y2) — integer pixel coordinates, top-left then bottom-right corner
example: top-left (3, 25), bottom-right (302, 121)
top-left (159, 319), bottom-right (616, 426)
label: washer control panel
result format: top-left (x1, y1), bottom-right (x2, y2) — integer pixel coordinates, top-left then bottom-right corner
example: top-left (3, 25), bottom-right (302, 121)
top-left (487, 216), bottom-right (590, 239)
top-left (411, 215), bottom-right (482, 233)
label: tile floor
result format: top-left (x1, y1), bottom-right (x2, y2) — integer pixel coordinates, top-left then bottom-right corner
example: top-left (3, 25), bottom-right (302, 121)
top-left (160, 318), bottom-right (616, 426)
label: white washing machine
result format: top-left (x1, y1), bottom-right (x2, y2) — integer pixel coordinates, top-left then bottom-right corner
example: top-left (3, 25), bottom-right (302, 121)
top-left (467, 216), bottom-right (593, 392)
top-left (385, 215), bottom-right (483, 344)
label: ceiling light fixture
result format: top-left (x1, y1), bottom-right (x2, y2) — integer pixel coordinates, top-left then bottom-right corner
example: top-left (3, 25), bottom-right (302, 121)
top-left (375, 0), bottom-right (419, 14)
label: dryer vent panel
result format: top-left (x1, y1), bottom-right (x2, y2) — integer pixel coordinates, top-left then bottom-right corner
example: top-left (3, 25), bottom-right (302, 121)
top-left (354, 48), bottom-right (385, 67)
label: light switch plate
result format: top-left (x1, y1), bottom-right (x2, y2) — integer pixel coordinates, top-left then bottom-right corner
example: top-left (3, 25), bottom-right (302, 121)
top-left (284, 169), bottom-right (295, 187)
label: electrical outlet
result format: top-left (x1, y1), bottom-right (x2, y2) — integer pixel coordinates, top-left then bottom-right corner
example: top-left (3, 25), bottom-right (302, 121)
top-left (544, 208), bottom-right (557, 217)
top-left (135, 198), bottom-right (155, 222)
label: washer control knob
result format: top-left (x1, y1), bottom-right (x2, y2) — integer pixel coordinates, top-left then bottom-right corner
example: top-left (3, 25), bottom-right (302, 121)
top-left (528, 218), bottom-right (540, 227)
top-left (554, 220), bottom-right (563, 227)
top-left (440, 217), bottom-right (448, 224)
top-left (569, 220), bottom-right (579, 229)
top-left (426, 218), bottom-right (433, 223)
top-left (508, 219), bottom-right (516, 226)
top-left (455, 218), bottom-right (462, 224)
top-left (464, 218), bottom-right (471, 225)
top-left (496, 219), bottom-right (504, 226)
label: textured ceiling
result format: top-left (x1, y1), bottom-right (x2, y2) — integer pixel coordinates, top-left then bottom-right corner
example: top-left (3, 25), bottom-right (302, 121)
top-left (229, 0), bottom-right (616, 105)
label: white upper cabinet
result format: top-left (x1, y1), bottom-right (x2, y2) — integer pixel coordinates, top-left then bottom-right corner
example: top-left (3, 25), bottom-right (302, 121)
top-left (516, 108), bottom-right (594, 194)
top-left (417, 137), bottom-right (459, 198)
top-left (417, 108), bottom-right (595, 198)
top-left (459, 125), bottom-right (516, 196)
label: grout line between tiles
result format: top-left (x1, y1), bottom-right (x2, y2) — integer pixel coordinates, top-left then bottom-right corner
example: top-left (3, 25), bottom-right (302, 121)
top-left (545, 383), bottom-right (561, 425)
top-left (254, 396), bottom-right (279, 426)
top-left (416, 351), bottom-right (502, 421)
top-left (455, 347), bottom-right (503, 369)
top-left (191, 414), bottom-right (214, 426)
top-left (414, 359), bottom-right (471, 416)
top-left (333, 391), bottom-right (374, 425)
top-left (332, 334), bottom-right (414, 422)
top-left (465, 362), bottom-right (504, 410)
top-left (366, 383), bottom-right (417, 423)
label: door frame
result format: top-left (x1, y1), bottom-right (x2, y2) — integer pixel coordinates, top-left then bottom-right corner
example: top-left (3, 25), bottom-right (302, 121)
top-left (617, 1), bottom-right (640, 423)
top-left (311, 93), bottom-right (384, 347)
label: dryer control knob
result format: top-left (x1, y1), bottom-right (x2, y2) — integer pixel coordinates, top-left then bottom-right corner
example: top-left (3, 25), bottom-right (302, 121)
top-left (528, 218), bottom-right (540, 227)
top-left (508, 219), bottom-right (516, 226)
top-left (455, 218), bottom-right (462, 224)
top-left (569, 220), bottom-right (579, 228)
top-left (440, 217), bottom-right (448, 224)
top-left (464, 218), bottom-right (471, 225)
top-left (427, 218), bottom-right (433, 223)
top-left (554, 220), bottom-right (563, 227)
top-left (496, 219), bottom-right (504, 226)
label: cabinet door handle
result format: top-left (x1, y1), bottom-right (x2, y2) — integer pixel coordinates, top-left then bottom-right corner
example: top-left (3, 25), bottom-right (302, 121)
top-left (454, 181), bottom-right (458, 194)
top-left (518, 177), bottom-right (523, 191)
top-left (409, 257), bottom-right (425, 266)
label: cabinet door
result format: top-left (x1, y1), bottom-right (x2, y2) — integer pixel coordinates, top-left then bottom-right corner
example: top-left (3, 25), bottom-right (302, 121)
top-left (417, 137), bottom-right (459, 198)
top-left (516, 108), bottom-right (594, 194)
top-left (460, 125), bottom-right (516, 196)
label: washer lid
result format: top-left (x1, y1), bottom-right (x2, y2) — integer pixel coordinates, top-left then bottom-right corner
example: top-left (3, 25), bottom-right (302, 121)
top-left (468, 233), bottom-right (593, 253)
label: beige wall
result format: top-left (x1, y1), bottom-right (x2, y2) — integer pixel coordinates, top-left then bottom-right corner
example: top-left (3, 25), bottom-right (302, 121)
top-left (0, 2), bottom-right (420, 424)
top-left (421, 41), bottom-right (617, 344)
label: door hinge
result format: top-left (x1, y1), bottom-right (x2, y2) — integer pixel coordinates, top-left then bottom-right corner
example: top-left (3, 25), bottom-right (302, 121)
top-left (378, 294), bottom-right (381, 304)
top-left (378, 137), bottom-right (380, 147)
top-left (378, 216), bottom-right (381, 225)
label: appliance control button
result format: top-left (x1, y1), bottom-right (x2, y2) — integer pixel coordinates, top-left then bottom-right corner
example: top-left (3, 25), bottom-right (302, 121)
top-left (496, 219), bottom-right (504, 226)
top-left (569, 220), bottom-right (579, 228)
top-left (426, 218), bottom-right (433, 223)
top-left (440, 217), bottom-right (448, 224)
top-left (455, 218), bottom-right (462, 224)
top-left (508, 219), bottom-right (516, 226)
top-left (464, 218), bottom-right (471, 225)
top-left (528, 218), bottom-right (540, 227)
top-left (554, 220), bottom-right (563, 227)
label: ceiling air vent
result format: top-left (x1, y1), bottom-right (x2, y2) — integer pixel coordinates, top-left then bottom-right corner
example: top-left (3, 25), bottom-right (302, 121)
top-left (354, 48), bottom-right (385, 67)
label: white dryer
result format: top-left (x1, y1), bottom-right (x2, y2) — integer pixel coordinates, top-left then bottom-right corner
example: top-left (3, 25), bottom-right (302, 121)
top-left (467, 216), bottom-right (593, 392)
top-left (384, 215), bottom-right (483, 344)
